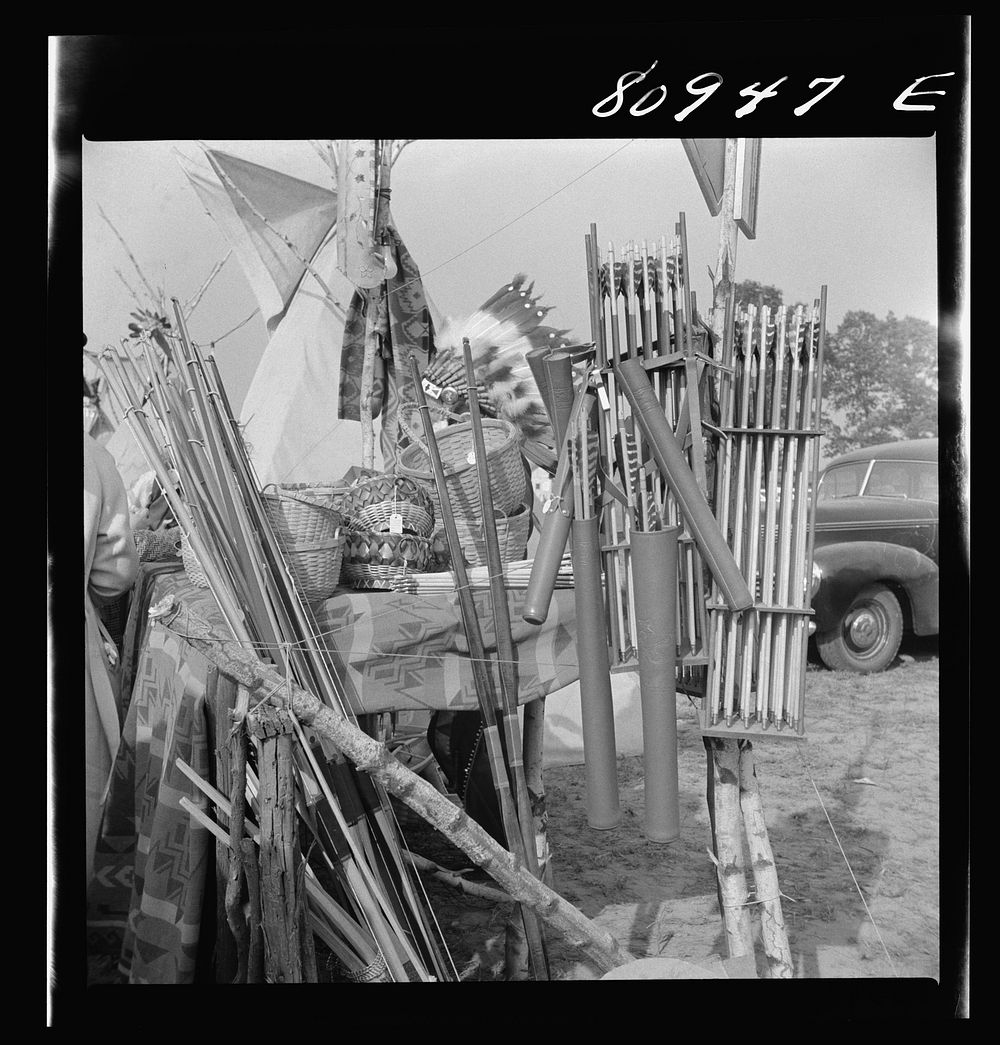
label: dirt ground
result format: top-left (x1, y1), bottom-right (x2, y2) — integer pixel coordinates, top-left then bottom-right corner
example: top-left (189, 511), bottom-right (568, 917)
top-left (407, 634), bottom-right (942, 982)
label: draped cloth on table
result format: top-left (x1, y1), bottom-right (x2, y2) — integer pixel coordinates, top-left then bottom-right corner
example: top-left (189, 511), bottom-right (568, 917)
top-left (87, 567), bottom-right (579, 982)
top-left (338, 213), bottom-right (435, 467)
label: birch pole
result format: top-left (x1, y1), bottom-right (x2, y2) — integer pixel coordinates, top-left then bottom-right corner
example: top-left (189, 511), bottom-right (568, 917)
top-left (706, 138), bottom-right (793, 974)
top-left (707, 138), bottom-right (754, 959)
top-left (737, 742), bottom-right (793, 977)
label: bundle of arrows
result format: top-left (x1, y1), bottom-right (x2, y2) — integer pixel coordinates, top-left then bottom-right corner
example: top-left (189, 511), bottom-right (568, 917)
top-left (583, 216), bottom-right (721, 675)
top-left (703, 291), bottom-right (828, 737)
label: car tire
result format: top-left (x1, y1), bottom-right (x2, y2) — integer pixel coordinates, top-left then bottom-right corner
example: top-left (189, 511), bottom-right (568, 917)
top-left (816, 583), bottom-right (904, 673)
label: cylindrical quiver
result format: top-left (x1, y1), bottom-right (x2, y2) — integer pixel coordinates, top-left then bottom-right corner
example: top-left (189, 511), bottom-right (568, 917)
top-left (572, 515), bottom-right (621, 829)
top-left (522, 352), bottom-right (578, 626)
top-left (631, 525), bottom-right (682, 843)
top-left (614, 357), bottom-right (754, 613)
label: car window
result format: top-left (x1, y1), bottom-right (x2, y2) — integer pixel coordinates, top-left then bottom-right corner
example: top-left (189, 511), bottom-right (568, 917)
top-left (863, 460), bottom-right (937, 500)
top-left (910, 463), bottom-right (938, 502)
top-left (818, 461), bottom-right (869, 500)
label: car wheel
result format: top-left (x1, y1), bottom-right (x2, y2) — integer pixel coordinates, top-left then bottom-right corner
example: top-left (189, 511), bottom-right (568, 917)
top-left (816, 583), bottom-right (904, 673)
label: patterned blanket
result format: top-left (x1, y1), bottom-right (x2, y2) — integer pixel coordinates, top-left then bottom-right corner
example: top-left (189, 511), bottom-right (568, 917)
top-left (87, 569), bottom-right (578, 982)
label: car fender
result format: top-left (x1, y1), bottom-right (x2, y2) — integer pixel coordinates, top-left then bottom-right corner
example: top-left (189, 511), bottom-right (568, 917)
top-left (811, 541), bottom-right (939, 635)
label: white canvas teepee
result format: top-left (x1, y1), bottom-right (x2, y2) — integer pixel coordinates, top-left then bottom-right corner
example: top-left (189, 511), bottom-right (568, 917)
top-left (180, 148), bottom-right (371, 486)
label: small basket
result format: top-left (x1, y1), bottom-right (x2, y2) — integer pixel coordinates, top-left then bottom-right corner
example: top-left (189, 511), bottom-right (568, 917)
top-left (453, 503), bottom-right (531, 567)
top-left (397, 407), bottom-right (528, 519)
top-left (179, 532), bottom-right (209, 589)
top-left (337, 473), bottom-right (434, 537)
top-left (262, 486), bottom-right (346, 602)
top-left (341, 529), bottom-right (432, 589)
top-left (262, 486), bottom-right (343, 545)
top-left (279, 532), bottom-right (346, 603)
top-left (134, 526), bottom-right (182, 563)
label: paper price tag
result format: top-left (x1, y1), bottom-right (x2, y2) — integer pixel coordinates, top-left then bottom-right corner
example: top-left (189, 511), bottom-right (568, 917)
top-left (388, 512), bottom-right (404, 534)
top-left (422, 377), bottom-right (444, 400)
top-left (466, 451), bottom-right (476, 466)
top-left (597, 386), bottom-right (611, 412)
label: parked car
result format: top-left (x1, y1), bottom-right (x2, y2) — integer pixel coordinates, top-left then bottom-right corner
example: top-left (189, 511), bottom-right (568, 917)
top-left (810, 438), bottom-right (938, 673)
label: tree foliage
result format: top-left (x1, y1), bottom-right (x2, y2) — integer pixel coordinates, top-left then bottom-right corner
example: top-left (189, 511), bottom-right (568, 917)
top-left (822, 310), bottom-right (937, 456)
top-left (733, 283), bottom-right (938, 457)
top-left (734, 280), bottom-right (785, 311)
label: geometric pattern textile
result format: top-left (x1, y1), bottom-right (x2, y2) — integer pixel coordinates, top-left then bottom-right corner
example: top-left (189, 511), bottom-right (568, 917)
top-left (87, 570), bottom-right (579, 981)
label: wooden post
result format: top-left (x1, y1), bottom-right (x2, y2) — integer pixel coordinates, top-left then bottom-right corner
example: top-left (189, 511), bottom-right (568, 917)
top-left (710, 139), bottom-right (741, 352)
top-left (703, 139), bottom-right (793, 976)
top-left (242, 837), bottom-right (265, 983)
top-left (738, 742), bottom-right (793, 977)
top-left (251, 704), bottom-right (310, 983)
top-left (707, 738), bottom-right (753, 959)
top-left (224, 695), bottom-right (251, 983)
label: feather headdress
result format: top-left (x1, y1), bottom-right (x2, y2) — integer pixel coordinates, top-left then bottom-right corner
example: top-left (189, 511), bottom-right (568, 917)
top-left (421, 275), bottom-right (573, 451)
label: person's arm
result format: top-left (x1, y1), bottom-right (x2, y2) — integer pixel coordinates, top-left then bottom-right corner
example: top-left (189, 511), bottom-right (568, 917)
top-left (88, 442), bottom-right (139, 603)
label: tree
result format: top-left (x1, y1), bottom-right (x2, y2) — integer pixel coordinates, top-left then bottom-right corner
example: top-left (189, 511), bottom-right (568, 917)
top-left (734, 280), bottom-right (784, 311)
top-left (821, 310), bottom-right (937, 456)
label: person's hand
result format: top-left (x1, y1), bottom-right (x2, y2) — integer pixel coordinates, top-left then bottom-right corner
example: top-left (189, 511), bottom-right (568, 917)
top-left (130, 492), bottom-right (170, 531)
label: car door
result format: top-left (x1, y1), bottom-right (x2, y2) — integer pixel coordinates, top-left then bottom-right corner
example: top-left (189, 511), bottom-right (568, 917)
top-left (862, 459), bottom-right (938, 561)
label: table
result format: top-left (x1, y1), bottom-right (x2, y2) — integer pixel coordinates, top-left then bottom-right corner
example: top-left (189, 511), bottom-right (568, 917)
top-left (87, 563), bottom-right (579, 983)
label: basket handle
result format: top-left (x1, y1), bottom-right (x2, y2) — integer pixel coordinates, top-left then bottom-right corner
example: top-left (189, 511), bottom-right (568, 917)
top-left (261, 484), bottom-right (343, 516)
top-left (398, 400), bottom-right (464, 458)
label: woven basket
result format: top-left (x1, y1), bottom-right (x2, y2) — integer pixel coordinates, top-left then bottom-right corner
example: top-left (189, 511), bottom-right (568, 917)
top-left (279, 533), bottom-right (346, 603)
top-left (180, 532), bottom-right (209, 589)
top-left (337, 473), bottom-right (435, 537)
top-left (341, 529), bottom-right (432, 589)
top-left (134, 526), bottom-right (182, 563)
top-left (262, 486), bottom-right (343, 545)
top-left (453, 503), bottom-right (531, 567)
top-left (262, 486), bottom-right (346, 601)
top-left (276, 481), bottom-right (354, 514)
top-left (397, 409), bottom-right (528, 519)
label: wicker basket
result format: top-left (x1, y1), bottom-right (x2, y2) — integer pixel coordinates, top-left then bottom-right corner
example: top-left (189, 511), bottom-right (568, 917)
top-left (453, 503), bottom-right (531, 567)
top-left (337, 473), bottom-right (434, 537)
top-left (262, 486), bottom-right (344, 545)
top-left (135, 526), bottom-right (182, 563)
top-left (397, 410), bottom-right (528, 519)
top-left (276, 481), bottom-right (353, 514)
top-left (180, 532), bottom-right (210, 589)
top-left (262, 486), bottom-right (346, 601)
top-left (341, 529), bottom-right (432, 589)
top-left (279, 533), bottom-right (346, 603)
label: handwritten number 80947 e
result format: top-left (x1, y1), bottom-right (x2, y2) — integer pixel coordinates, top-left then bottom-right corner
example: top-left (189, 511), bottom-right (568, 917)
top-left (591, 64), bottom-right (955, 119)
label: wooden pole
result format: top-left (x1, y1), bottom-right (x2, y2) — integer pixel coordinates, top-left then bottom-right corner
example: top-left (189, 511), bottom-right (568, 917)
top-left (160, 600), bottom-right (634, 973)
top-left (462, 340), bottom-right (551, 979)
top-left (408, 355), bottom-right (550, 980)
top-left (706, 738), bottom-right (753, 959)
top-left (252, 706), bottom-right (307, 983)
top-left (225, 699), bottom-right (250, 983)
top-left (738, 743), bottom-right (793, 977)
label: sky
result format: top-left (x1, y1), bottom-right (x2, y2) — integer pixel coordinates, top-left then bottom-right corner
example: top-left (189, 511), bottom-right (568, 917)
top-left (82, 137), bottom-right (940, 419)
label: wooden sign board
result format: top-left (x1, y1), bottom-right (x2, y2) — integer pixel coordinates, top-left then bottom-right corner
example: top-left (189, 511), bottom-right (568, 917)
top-left (681, 138), bottom-right (726, 217)
top-left (682, 138), bottom-right (762, 240)
top-left (733, 138), bottom-right (762, 240)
